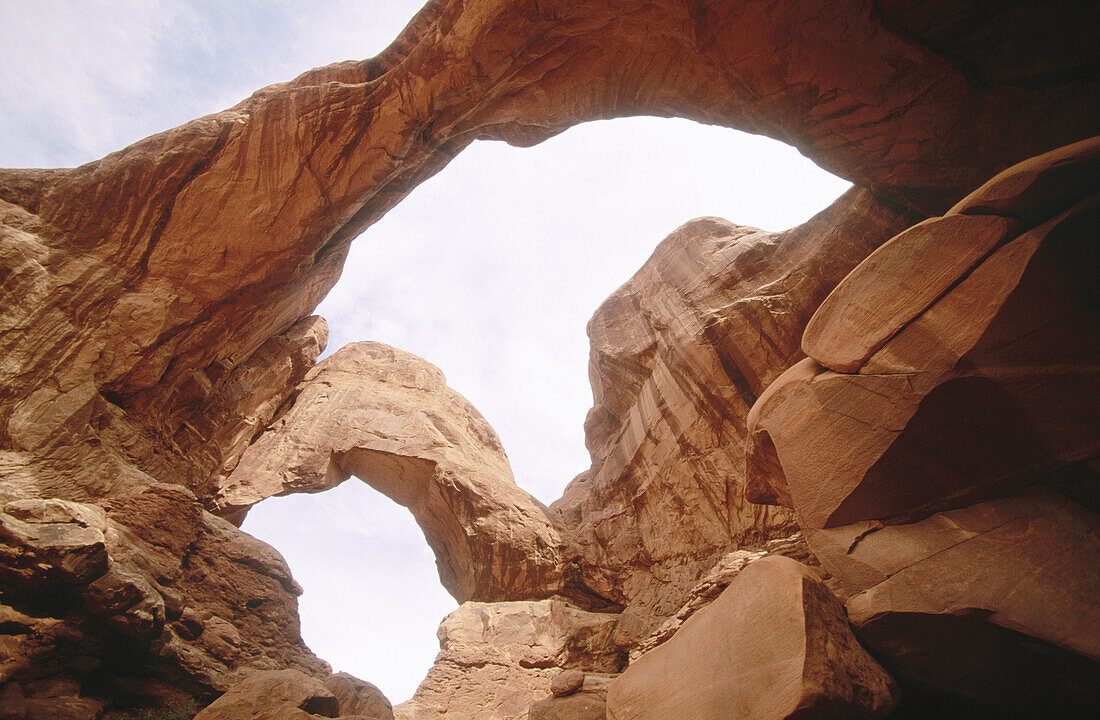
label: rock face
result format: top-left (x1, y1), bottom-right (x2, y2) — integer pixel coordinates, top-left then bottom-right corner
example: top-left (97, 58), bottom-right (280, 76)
top-left (746, 139), bottom-right (1100, 715)
top-left (0, 484), bottom-right (329, 714)
top-left (748, 136), bottom-right (1100, 528)
top-left (218, 341), bottom-right (564, 603)
top-left (749, 137), bottom-right (1100, 531)
top-left (396, 599), bottom-right (622, 720)
top-left (1, 0), bottom-right (1093, 509)
top-left (606, 556), bottom-right (898, 720)
top-left (553, 186), bottom-right (916, 642)
top-left (838, 491), bottom-right (1100, 715)
top-left (0, 0), bottom-right (1097, 718)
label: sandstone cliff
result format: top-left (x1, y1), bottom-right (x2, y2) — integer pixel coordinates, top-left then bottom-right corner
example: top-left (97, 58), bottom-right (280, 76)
top-left (1, 1), bottom-right (1097, 718)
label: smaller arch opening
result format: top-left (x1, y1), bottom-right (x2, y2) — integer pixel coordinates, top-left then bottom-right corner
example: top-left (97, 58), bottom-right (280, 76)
top-left (243, 478), bottom-right (456, 705)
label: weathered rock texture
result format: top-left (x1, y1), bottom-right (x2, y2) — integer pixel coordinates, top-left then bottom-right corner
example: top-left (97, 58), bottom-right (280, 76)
top-left (749, 137), bottom-right (1100, 530)
top-left (0, 483), bottom-right (329, 714)
top-left (553, 186), bottom-right (916, 642)
top-left (0, 0), bottom-right (1097, 717)
top-left (218, 341), bottom-right (564, 603)
top-left (395, 599), bottom-right (621, 720)
top-left (324, 673), bottom-right (395, 720)
top-left (606, 556), bottom-right (898, 720)
top-left (747, 138), bottom-right (1100, 716)
top-left (192, 668), bottom-right (395, 720)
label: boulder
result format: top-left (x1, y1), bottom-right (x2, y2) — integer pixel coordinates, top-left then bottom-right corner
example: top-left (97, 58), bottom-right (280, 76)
top-left (323, 673), bottom-right (394, 720)
top-left (548, 670), bottom-right (584, 697)
top-left (193, 669), bottom-right (339, 720)
top-left (606, 556), bottom-right (897, 720)
top-left (528, 693), bottom-right (605, 720)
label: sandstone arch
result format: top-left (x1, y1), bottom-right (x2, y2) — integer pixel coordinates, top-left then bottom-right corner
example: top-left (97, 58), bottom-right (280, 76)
top-left (1, 1), bottom-right (1098, 715)
top-left (1, 0), bottom-right (1094, 509)
top-left (1, 0), bottom-right (1093, 608)
top-left (217, 341), bottom-right (564, 603)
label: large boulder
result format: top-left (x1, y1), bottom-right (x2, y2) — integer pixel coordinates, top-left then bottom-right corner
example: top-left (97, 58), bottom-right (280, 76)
top-left (527, 693), bottom-right (606, 720)
top-left (193, 669), bottom-right (340, 720)
top-left (606, 556), bottom-right (897, 720)
top-left (324, 673), bottom-right (394, 720)
top-left (811, 490), bottom-right (1100, 717)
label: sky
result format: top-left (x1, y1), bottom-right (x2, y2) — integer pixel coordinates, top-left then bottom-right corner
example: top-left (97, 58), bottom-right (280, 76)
top-left (0, 0), bottom-right (850, 704)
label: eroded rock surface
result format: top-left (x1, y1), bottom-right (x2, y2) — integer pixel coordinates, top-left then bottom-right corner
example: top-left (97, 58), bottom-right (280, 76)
top-left (396, 599), bottom-right (622, 720)
top-left (0, 485), bottom-right (327, 714)
top-left (746, 139), bottom-right (1100, 716)
top-left (324, 673), bottom-right (395, 720)
top-left (193, 668), bottom-right (395, 720)
top-left (553, 187), bottom-right (916, 642)
top-left (218, 341), bottom-right (564, 603)
top-left (1, 0), bottom-right (1093, 515)
top-left (0, 0), bottom-right (1097, 717)
top-left (606, 556), bottom-right (898, 720)
top-left (748, 137), bottom-right (1100, 529)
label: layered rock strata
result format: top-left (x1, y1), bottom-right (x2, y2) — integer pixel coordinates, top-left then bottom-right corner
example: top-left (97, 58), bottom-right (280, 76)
top-left (1, 0), bottom-right (1094, 513)
top-left (746, 138), bottom-right (1100, 716)
top-left (553, 186), bottom-right (916, 642)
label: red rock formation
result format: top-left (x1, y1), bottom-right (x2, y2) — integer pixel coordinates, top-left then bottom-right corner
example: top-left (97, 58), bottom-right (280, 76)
top-left (746, 139), bottom-right (1100, 716)
top-left (553, 186), bottom-right (916, 642)
top-left (606, 556), bottom-right (898, 720)
top-left (0, 0), bottom-right (1097, 717)
top-left (748, 137), bottom-right (1100, 529)
top-left (1, 0), bottom-right (1093, 512)
top-left (218, 341), bottom-right (564, 603)
top-left (0, 484), bottom-right (329, 712)
top-left (396, 599), bottom-right (621, 720)
top-left (192, 668), bottom-right (393, 720)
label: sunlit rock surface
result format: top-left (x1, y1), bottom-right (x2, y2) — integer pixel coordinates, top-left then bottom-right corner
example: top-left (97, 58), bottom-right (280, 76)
top-left (395, 599), bottom-right (621, 720)
top-left (553, 186), bottom-right (915, 642)
top-left (606, 556), bottom-right (898, 720)
top-left (219, 341), bottom-right (564, 603)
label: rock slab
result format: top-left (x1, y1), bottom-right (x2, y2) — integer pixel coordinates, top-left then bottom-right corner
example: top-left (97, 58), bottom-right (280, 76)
top-left (605, 556), bottom-right (897, 720)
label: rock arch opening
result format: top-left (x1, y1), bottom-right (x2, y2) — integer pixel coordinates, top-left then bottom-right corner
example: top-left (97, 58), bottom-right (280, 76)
top-left (236, 115), bottom-right (851, 704)
top-left (242, 480), bottom-right (454, 704)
